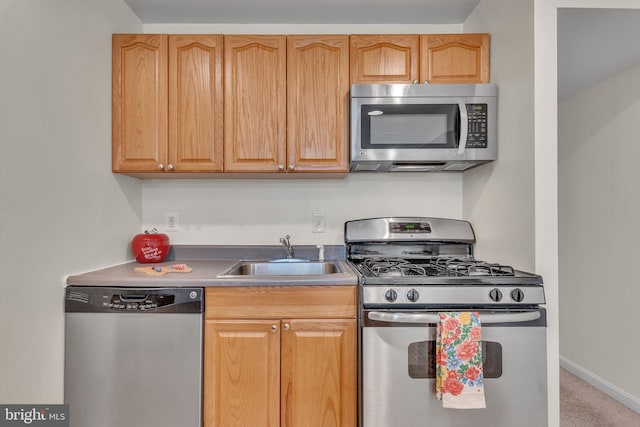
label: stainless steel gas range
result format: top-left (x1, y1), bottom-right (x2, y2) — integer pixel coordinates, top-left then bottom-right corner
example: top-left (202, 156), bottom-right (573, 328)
top-left (345, 217), bottom-right (548, 427)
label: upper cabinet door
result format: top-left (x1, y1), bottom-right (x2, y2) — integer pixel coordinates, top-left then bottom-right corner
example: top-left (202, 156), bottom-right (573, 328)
top-left (287, 35), bottom-right (349, 173)
top-left (169, 35), bottom-right (224, 172)
top-left (420, 34), bottom-right (490, 83)
top-left (350, 35), bottom-right (419, 83)
top-left (112, 34), bottom-right (168, 172)
top-left (224, 36), bottom-right (286, 172)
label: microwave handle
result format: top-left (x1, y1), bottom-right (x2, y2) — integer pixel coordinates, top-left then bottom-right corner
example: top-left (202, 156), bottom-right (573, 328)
top-left (457, 100), bottom-right (468, 155)
top-left (368, 311), bottom-right (541, 324)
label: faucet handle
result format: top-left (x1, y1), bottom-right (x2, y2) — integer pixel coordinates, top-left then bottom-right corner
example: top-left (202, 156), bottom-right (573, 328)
top-left (279, 235), bottom-right (291, 244)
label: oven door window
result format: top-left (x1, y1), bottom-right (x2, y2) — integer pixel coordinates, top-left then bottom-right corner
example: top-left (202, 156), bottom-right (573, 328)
top-left (408, 340), bottom-right (503, 379)
top-left (361, 104), bottom-right (459, 149)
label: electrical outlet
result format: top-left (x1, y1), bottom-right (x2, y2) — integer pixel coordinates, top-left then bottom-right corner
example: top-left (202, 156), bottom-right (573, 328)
top-left (167, 212), bottom-right (179, 231)
top-left (312, 213), bottom-right (326, 233)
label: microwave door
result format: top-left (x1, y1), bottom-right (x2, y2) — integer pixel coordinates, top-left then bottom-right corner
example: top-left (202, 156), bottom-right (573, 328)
top-left (361, 103), bottom-right (460, 150)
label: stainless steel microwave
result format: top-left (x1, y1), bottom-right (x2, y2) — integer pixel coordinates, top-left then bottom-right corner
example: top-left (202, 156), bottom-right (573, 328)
top-left (350, 83), bottom-right (497, 172)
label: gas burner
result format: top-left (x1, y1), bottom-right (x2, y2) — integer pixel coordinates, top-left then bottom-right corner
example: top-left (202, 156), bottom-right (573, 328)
top-left (431, 257), bottom-right (515, 277)
top-left (363, 258), bottom-right (427, 277)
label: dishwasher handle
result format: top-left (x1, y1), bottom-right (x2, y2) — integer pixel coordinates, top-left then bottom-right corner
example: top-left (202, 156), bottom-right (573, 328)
top-left (119, 294), bottom-right (148, 302)
top-left (367, 310), bottom-right (541, 324)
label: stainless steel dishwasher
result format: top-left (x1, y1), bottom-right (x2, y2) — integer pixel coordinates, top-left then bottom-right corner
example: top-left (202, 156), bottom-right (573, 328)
top-left (64, 286), bottom-right (203, 427)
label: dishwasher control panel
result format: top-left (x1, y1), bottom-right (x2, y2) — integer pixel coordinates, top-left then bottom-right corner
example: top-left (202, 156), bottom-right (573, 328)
top-left (65, 287), bottom-right (203, 314)
top-left (105, 294), bottom-right (175, 311)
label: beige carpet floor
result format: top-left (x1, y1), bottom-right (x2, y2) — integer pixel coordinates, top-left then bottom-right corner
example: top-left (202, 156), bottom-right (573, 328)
top-left (560, 368), bottom-right (640, 426)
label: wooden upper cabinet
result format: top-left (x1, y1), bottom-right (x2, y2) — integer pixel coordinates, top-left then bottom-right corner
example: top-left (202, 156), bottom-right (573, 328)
top-left (169, 35), bottom-right (224, 172)
top-left (287, 35), bottom-right (349, 173)
top-left (420, 33), bottom-right (490, 83)
top-left (224, 36), bottom-right (286, 172)
top-left (350, 35), bottom-right (419, 83)
top-left (112, 34), bottom-right (168, 172)
top-left (113, 34), bottom-right (224, 174)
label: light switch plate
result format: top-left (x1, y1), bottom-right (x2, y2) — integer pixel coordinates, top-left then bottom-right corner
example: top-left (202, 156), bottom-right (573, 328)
top-left (312, 213), bottom-right (326, 233)
top-left (167, 212), bottom-right (179, 231)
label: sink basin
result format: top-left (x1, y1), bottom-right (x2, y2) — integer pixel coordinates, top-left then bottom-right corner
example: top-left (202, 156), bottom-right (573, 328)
top-left (221, 261), bottom-right (342, 276)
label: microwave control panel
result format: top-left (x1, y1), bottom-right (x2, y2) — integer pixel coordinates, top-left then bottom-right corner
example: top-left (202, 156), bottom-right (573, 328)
top-left (465, 104), bottom-right (488, 148)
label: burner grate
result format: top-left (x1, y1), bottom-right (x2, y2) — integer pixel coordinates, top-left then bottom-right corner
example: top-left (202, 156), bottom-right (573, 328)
top-left (362, 258), bottom-right (427, 277)
top-left (357, 257), bottom-right (516, 278)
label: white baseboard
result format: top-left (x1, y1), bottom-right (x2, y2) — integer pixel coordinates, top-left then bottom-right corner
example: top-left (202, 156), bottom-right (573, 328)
top-left (560, 356), bottom-right (640, 414)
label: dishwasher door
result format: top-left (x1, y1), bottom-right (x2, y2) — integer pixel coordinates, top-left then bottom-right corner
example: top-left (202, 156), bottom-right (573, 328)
top-left (64, 287), bottom-right (203, 427)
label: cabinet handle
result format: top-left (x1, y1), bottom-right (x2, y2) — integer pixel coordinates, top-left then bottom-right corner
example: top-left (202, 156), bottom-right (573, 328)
top-left (288, 164), bottom-right (295, 171)
top-left (283, 323), bottom-right (290, 331)
top-left (271, 324), bottom-right (278, 332)
top-left (158, 164), bottom-right (164, 171)
top-left (167, 164), bottom-right (174, 171)
top-left (278, 165), bottom-right (284, 171)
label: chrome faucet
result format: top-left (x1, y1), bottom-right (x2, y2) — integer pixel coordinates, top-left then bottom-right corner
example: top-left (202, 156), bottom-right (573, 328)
top-left (279, 234), bottom-right (294, 259)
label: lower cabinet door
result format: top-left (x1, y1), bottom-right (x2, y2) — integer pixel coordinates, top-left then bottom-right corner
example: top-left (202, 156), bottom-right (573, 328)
top-left (281, 319), bottom-right (357, 427)
top-left (204, 319), bottom-right (281, 427)
top-left (204, 318), bottom-right (356, 427)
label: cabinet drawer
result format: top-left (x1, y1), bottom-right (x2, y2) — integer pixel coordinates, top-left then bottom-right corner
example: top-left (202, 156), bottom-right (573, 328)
top-left (205, 286), bottom-right (356, 319)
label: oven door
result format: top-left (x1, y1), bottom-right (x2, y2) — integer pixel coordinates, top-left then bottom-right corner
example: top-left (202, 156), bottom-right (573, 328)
top-left (361, 308), bottom-right (547, 427)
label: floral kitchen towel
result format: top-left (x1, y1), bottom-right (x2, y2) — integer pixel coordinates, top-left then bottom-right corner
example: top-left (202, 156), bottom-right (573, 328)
top-left (435, 311), bottom-right (486, 409)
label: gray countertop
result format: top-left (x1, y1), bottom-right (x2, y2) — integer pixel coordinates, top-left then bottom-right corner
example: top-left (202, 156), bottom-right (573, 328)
top-left (66, 245), bottom-right (358, 288)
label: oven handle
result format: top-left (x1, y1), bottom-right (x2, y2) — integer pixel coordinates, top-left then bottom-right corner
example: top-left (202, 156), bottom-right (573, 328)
top-left (457, 99), bottom-right (468, 155)
top-left (367, 310), bottom-right (541, 324)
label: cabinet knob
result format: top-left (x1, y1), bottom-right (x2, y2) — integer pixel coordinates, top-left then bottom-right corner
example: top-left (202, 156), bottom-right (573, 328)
top-left (271, 324), bottom-right (278, 332)
top-left (288, 164), bottom-right (295, 171)
top-left (283, 323), bottom-right (290, 331)
top-left (278, 165), bottom-right (284, 171)
top-left (167, 164), bottom-right (174, 171)
top-left (158, 164), bottom-right (164, 171)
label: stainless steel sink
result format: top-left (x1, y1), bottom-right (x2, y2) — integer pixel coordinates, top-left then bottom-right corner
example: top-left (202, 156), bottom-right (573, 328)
top-left (221, 261), bottom-right (342, 276)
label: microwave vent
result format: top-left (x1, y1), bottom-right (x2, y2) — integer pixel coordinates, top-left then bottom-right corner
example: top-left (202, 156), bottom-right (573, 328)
top-left (353, 163), bottom-right (382, 172)
top-left (389, 164), bottom-right (441, 172)
top-left (443, 163), bottom-right (476, 171)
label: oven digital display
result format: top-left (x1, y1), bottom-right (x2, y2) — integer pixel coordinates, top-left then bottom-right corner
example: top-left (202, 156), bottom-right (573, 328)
top-left (390, 222), bottom-right (432, 234)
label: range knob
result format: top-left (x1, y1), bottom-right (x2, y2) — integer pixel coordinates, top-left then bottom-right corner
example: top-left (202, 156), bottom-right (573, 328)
top-left (511, 288), bottom-right (525, 303)
top-left (489, 288), bottom-right (503, 302)
top-left (384, 289), bottom-right (398, 302)
top-left (406, 288), bottom-right (420, 302)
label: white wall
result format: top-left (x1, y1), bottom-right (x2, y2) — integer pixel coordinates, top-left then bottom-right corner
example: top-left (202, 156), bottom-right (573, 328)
top-left (143, 175), bottom-right (463, 245)
top-left (462, 0), bottom-right (535, 272)
top-left (533, 1), bottom-right (640, 425)
top-left (0, 0), bottom-right (142, 403)
top-left (559, 61), bottom-right (640, 399)
top-left (141, 22), bottom-right (465, 244)
top-left (465, 2), bottom-right (562, 426)
top-left (144, 23), bottom-right (462, 34)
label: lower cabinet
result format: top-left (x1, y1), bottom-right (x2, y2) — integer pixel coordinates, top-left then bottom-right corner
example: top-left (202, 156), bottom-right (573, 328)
top-left (204, 286), bottom-right (356, 427)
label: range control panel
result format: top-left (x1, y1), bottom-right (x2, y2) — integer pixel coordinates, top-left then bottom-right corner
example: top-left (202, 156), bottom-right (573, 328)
top-left (362, 285), bottom-right (546, 306)
top-left (389, 221), bottom-right (432, 234)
